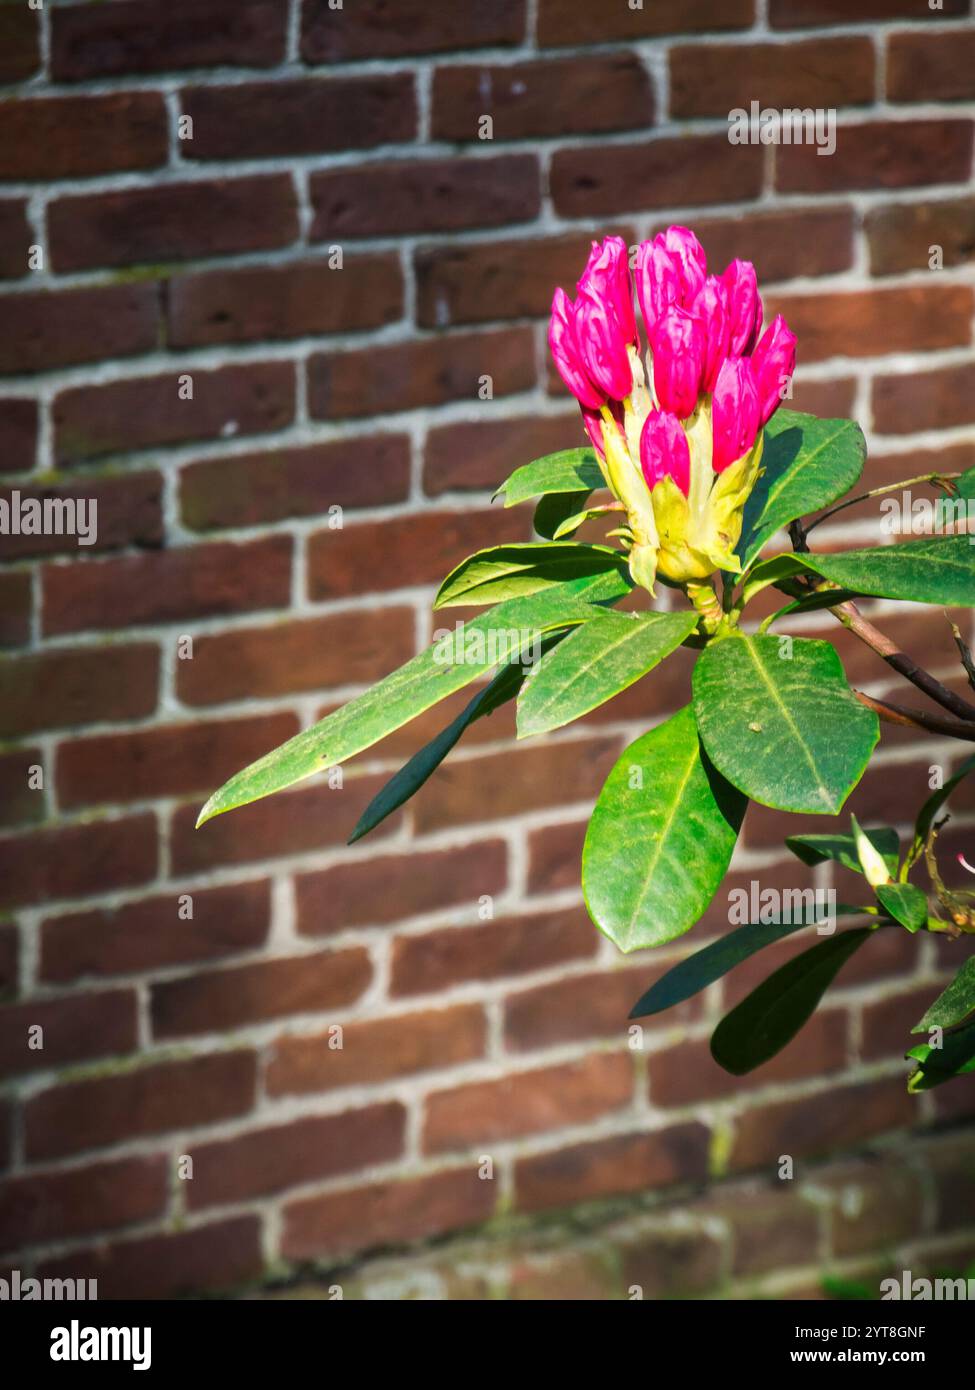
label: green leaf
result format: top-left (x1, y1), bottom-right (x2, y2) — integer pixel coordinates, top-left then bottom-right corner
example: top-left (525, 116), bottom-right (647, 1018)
top-left (516, 609), bottom-right (698, 738)
top-left (434, 542), bottom-right (630, 608)
top-left (756, 535), bottom-right (975, 608)
top-left (692, 633), bottom-right (880, 814)
top-left (953, 466), bottom-right (975, 501)
top-left (552, 506), bottom-right (618, 540)
top-left (875, 882), bottom-right (928, 934)
top-left (904, 753), bottom-right (975, 876)
top-left (629, 908), bottom-right (871, 1019)
top-left (582, 705), bottom-right (746, 953)
top-left (913, 956), bottom-right (975, 1034)
top-left (739, 411), bottom-right (866, 569)
top-left (907, 1019), bottom-right (975, 1091)
top-left (197, 581), bottom-right (616, 825)
top-left (788, 827), bottom-right (900, 877)
top-left (710, 928), bottom-right (872, 1074)
top-left (496, 448), bottom-right (604, 506)
top-left (533, 490), bottom-right (593, 540)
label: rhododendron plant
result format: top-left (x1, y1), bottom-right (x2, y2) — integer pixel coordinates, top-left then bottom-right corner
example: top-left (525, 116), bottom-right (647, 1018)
top-left (201, 227), bottom-right (975, 1094)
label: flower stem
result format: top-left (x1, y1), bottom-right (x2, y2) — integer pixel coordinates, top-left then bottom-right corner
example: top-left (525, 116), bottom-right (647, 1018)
top-left (686, 580), bottom-right (725, 636)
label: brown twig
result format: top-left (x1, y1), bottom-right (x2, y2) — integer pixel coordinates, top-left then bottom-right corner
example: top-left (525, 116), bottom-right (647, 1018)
top-left (833, 599), bottom-right (975, 723)
top-left (803, 470), bottom-right (962, 536)
top-left (854, 690), bottom-right (975, 743)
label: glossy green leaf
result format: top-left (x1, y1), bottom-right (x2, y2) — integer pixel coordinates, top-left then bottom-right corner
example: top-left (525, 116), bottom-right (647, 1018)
top-left (582, 705), bottom-right (747, 953)
top-left (533, 490), bottom-right (592, 540)
top-left (692, 633), bottom-right (880, 814)
top-left (876, 882), bottom-right (928, 934)
top-left (752, 535), bottom-right (975, 608)
top-left (710, 928), bottom-right (872, 1074)
top-left (904, 753), bottom-right (975, 876)
top-left (787, 827), bottom-right (900, 877)
top-left (739, 411), bottom-right (866, 568)
top-left (198, 581), bottom-right (615, 825)
top-left (553, 506), bottom-right (618, 540)
top-left (434, 542), bottom-right (630, 608)
top-left (907, 1019), bottom-right (975, 1091)
top-left (517, 609), bottom-right (698, 738)
top-left (496, 448), bottom-right (604, 506)
top-left (913, 956), bottom-right (975, 1034)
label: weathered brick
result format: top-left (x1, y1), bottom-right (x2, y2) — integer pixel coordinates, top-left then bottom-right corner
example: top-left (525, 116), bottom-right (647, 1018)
top-left (861, 987), bottom-right (935, 1062)
top-left (770, 0), bottom-right (968, 23)
top-left (0, 399), bottom-right (37, 475)
top-left (296, 842), bottom-right (508, 935)
top-left (57, 711), bottom-right (298, 809)
top-left (301, 0), bottom-right (525, 62)
top-left (25, 1051), bottom-right (258, 1161)
top-left (551, 136), bottom-right (763, 218)
top-left (525, 818), bottom-right (587, 896)
top-left (182, 75), bottom-right (415, 159)
top-left (888, 30), bottom-right (975, 103)
top-left (432, 53), bottom-right (653, 141)
top-left (776, 120), bottom-right (973, 193)
top-left (0, 814), bottom-right (157, 912)
top-left (0, 926), bottom-right (18, 1001)
top-left (0, 201), bottom-right (31, 281)
top-left (282, 1166), bottom-right (496, 1261)
top-left (151, 948), bottom-right (372, 1038)
top-left (175, 607), bottom-right (414, 707)
top-left (820, 1160), bottom-right (925, 1257)
top-left (538, 0), bottom-right (754, 44)
top-left (168, 254), bottom-right (403, 348)
top-left (866, 196), bottom-right (975, 276)
top-left (709, 1188), bottom-right (820, 1278)
top-left (516, 1122), bottom-right (711, 1212)
top-left (0, 1155), bottom-right (167, 1254)
top-left (267, 1005), bottom-right (488, 1096)
top-left (0, 93), bottom-right (167, 181)
top-left (311, 154), bottom-right (540, 240)
top-left (0, 283), bottom-right (160, 376)
top-left (424, 414), bottom-right (580, 494)
top-left (730, 1079), bottom-right (914, 1171)
top-left (0, 643), bottom-right (158, 737)
top-left (41, 880), bottom-right (271, 984)
top-left (686, 205), bottom-right (855, 286)
top-left (670, 38), bottom-right (873, 117)
top-left (788, 376), bottom-right (857, 420)
top-left (505, 963), bottom-right (697, 1053)
top-left (0, 745), bottom-right (44, 829)
top-left (49, 175), bottom-right (299, 273)
top-left (308, 327), bottom-right (536, 420)
top-left (0, 473), bottom-right (162, 562)
top-left (390, 906), bottom-right (597, 997)
top-left (767, 285), bottom-right (972, 362)
top-left (0, 989), bottom-right (137, 1081)
top-left (872, 362), bottom-right (975, 435)
top-left (623, 1229), bottom-right (724, 1299)
top-left (52, 0), bottom-right (288, 81)
top-left (54, 362), bottom-right (295, 465)
top-left (186, 1103), bottom-right (405, 1209)
top-left (0, 5), bottom-right (40, 82)
top-left (0, 571), bottom-right (31, 648)
top-left (42, 535), bottom-right (292, 635)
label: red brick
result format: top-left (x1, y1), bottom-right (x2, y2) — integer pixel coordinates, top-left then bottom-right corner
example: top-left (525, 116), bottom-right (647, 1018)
top-left (25, 1051), bottom-right (258, 1162)
top-left (525, 819), bottom-right (587, 896)
top-left (310, 155), bottom-right (539, 240)
top-left (889, 30), bottom-right (975, 103)
top-left (872, 362), bottom-right (975, 435)
top-left (0, 989), bottom-right (137, 1081)
top-left (0, 745), bottom-right (43, 829)
top-left (776, 120), bottom-right (973, 193)
top-left (284, 1165), bottom-right (496, 1260)
top-left (0, 643), bottom-right (158, 737)
top-left (671, 38), bottom-right (873, 117)
top-left (0, 473), bottom-right (162, 562)
top-left (0, 201), bottom-right (31, 281)
top-left (49, 175), bottom-right (299, 273)
top-left (0, 283), bottom-right (160, 376)
top-left (308, 327), bottom-right (536, 421)
top-left (307, 507), bottom-right (529, 600)
top-left (767, 285), bottom-right (972, 362)
top-left (867, 196), bottom-right (975, 276)
top-left (175, 606), bottom-right (414, 707)
top-left (0, 926), bottom-right (18, 1000)
top-left (167, 254), bottom-right (403, 349)
top-left (689, 206), bottom-right (855, 285)
top-left (822, 1159), bottom-right (926, 1257)
top-left (390, 906), bottom-right (597, 997)
top-left (789, 376), bottom-right (857, 420)
top-left (0, 812), bottom-right (157, 912)
top-left (57, 711), bottom-right (298, 809)
top-left (424, 1053), bottom-right (633, 1154)
top-left (41, 880), bottom-right (271, 984)
top-left (432, 52), bottom-right (653, 141)
top-left (181, 435), bottom-right (410, 532)
top-left (151, 947), bottom-right (372, 1038)
top-left (302, 0), bottom-right (525, 62)
top-left (297, 842), bottom-right (508, 936)
top-left (505, 964), bottom-right (698, 1052)
top-left (770, 0), bottom-right (968, 22)
top-left (709, 1187), bottom-right (820, 1278)
top-left (0, 399), bottom-right (37, 476)
top-left (551, 136), bottom-right (763, 218)
top-left (423, 414), bottom-right (581, 494)
top-left (186, 1103), bottom-right (405, 1209)
top-left (52, 0), bottom-right (288, 81)
top-left (538, 0), bottom-right (753, 44)
top-left (516, 1122), bottom-right (711, 1212)
top-left (622, 1229), bottom-right (724, 1299)
top-left (42, 535), bottom-right (292, 635)
top-left (38, 1216), bottom-right (263, 1300)
top-left (54, 362), bottom-right (295, 465)
top-left (0, 6), bottom-right (40, 82)
top-left (268, 1004), bottom-right (488, 1097)
top-left (182, 74), bottom-right (416, 159)
top-left (861, 986), bottom-right (935, 1062)
top-left (0, 1155), bottom-right (167, 1254)
top-left (0, 93), bottom-right (167, 181)
top-left (730, 1078), bottom-right (915, 1171)
top-left (411, 734), bottom-right (621, 834)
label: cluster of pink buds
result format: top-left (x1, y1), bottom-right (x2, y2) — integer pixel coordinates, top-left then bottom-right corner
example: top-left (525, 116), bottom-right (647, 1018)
top-left (549, 228), bottom-right (796, 593)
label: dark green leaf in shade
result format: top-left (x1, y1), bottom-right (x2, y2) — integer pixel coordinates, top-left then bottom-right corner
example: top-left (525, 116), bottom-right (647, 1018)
top-left (787, 827), bottom-right (900, 877)
top-left (907, 1019), bottom-right (975, 1091)
top-left (913, 956), bottom-right (975, 1034)
top-left (875, 882), bottom-right (929, 934)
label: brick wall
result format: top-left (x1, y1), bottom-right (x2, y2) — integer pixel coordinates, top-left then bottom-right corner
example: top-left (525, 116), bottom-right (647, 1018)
top-left (1, 0), bottom-right (974, 1299)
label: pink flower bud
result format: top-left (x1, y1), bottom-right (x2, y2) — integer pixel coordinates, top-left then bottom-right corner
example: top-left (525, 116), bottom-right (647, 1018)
top-left (576, 279), bottom-right (633, 401)
top-left (548, 287), bottom-right (605, 410)
top-left (640, 410), bottom-right (691, 496)
top-left (712, 357), bottom-right (760, 473)
top-left (579, 235), bottom-right (637, 347)
top-left (657, 226), bottom-right (707, 304)
top-left (750, 313), bottom-right (797, 426)
top-left (651, 304), bottom-right (705, 420)
top-left (581, 404), bottom-right (605, 460)
top-left (634, 242), bottom-right (680, 336)
top-left (691, 275), bottom-right (731, 394)
top-left (722, 259), bottom-right (762, 357)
